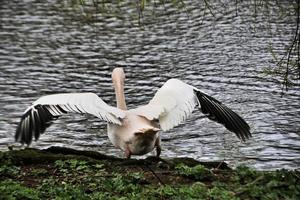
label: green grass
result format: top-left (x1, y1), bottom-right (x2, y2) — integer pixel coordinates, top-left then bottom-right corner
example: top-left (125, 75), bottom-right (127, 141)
top-left (0, 180), bottom-right (39, 200)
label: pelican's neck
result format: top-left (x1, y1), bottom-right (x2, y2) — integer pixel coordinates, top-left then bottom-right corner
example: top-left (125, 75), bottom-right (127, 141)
top-left (112, 68), bottom-right (127, 110)
top-left (114, 80), bottom-right (127, 110)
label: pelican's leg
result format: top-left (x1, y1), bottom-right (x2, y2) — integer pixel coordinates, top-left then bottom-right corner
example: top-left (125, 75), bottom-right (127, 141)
top-left (155, 137), bottom-right (161, 157)
top-left (125, 146), bottom-right (131, 159)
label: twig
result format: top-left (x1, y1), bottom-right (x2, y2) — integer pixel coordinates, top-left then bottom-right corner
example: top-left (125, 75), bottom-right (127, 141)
top-left (145, 163), bottom-right (165, 186)
top-left (236, 0), bottom-right (238, 17)
top-left (179, 0), bottom-right (190, 19)
top-left (203, 0), bottom-right (215, 17)
top-left (235, 175), bottom-right (265, 195)
top-left (254, 0), bottom-right (257, 15)
top-left (298, 0), bottom-right (300, 78)
top-left (215, 160), bottom-right (225, 170)
top-left (136, 0), bottom-right (143, 26)
top-left (281, 0), bottom-right (300, 92)
top-left (294, 171), bottom-right (300, 180)
top-left (92, 0), bottom-right (99, 12)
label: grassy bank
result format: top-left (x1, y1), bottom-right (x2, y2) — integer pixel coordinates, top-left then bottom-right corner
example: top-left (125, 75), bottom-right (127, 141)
top-left (0, 147), bottom-right (299, 199)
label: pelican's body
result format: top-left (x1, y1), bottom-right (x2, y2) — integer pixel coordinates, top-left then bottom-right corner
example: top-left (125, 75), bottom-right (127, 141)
top-left (15, 68), bottom-right (251, 158)
top-left (108, 68), bottom-right (161, 157)
top-left (107, 112), bottom-right (160, 157)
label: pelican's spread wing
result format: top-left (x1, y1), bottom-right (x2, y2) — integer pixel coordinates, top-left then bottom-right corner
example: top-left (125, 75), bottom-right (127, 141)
top-left (149, 79), bottom-right (198, 130)
top-left (194, 89), bottom-right (251, 141)
top-left (136, 79), bottom-right (251, 141)
top-left (15, 93), bottom-right (126, 145)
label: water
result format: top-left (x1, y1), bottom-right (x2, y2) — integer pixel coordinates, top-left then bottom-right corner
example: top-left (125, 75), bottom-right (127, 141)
top-left (0, 0), bottom-right (299, 170)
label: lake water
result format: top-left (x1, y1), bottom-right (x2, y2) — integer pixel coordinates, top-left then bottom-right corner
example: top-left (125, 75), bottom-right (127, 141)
top-left (0, 0), bottom-right (299, 170)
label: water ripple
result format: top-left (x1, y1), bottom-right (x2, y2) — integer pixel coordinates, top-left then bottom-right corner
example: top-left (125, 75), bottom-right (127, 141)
top-left (0, 0), bottom-right (299, 169)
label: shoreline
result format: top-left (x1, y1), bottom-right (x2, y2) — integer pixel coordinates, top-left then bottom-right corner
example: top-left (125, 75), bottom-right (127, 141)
top-left (1, 147), bottom-right (299, 199)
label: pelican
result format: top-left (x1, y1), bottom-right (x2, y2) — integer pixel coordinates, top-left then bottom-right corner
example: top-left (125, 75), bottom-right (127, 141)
top-left (15, 68), bottom-right (251, 158)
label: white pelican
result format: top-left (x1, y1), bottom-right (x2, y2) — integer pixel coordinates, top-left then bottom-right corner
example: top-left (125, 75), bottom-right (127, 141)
top-left (15, 68), bottom-right (251, 158)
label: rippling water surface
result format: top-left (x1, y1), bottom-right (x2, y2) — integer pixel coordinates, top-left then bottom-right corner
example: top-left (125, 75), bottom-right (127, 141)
top-left (0, 0), bottom-right (299, 169)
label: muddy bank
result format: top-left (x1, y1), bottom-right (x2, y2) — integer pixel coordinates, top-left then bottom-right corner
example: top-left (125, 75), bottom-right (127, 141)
top-left (0, 147), bottom-right (299, 199)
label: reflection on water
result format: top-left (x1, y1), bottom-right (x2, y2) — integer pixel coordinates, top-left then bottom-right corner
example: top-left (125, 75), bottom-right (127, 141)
top-left (0, 0), bottom-right (299, 169)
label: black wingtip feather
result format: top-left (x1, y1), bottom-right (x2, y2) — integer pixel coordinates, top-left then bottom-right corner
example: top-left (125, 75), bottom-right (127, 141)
top-left (194, 89), bottom-right (251, 141)
top-left (15, 104), bottom-right (60, 145)
top-left (33, 111), bottom-right (41, 141)
top-left (25, 113), bottom-right (33, 145)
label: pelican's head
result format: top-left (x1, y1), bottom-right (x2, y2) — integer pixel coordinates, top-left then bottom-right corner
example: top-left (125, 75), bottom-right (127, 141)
top-left (112, 67), bottom-right (125, 85)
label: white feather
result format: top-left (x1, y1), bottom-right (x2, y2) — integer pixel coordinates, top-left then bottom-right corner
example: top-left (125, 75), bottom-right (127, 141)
top-left (134, 79), bottom-right (198, 131)
top-left (32, 93), bottom-right (125, 124)
top-left (128, 104), bottom-right (165, 120)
